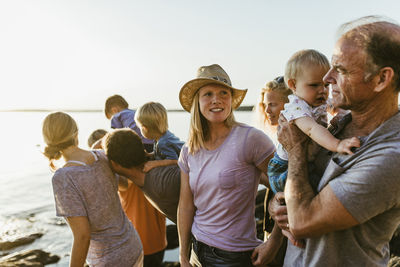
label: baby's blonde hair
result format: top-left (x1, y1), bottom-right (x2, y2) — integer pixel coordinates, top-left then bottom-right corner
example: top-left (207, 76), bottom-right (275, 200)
top-left (135, 102), bottom-right (168, 136)
top-left (42, 112), bottom-right (78, 170)
top-left (284, 49), bottom-right (330, 85)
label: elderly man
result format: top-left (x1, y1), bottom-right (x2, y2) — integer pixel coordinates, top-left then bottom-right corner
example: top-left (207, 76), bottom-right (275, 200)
top-left (264, 16), bottom-right (400, 266)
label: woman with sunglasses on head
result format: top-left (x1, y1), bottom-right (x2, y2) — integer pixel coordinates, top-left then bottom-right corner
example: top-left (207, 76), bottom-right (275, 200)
top-left (177, 64), bottom-right (276, 267)
top-left (257, 76), bottom-right (292, 144)
top-left (255, 77), bottom-right (293, 266)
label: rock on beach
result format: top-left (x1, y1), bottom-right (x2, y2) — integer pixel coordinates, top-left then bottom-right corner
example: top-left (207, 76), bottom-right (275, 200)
top-left (0, 249), bottom-right (60, 266)
top-left (0, 233), bottom-right (43, 251)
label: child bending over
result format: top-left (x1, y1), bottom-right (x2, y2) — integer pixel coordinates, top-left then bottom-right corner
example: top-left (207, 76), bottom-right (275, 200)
top-left (104, 94), bottom-right (154, 152)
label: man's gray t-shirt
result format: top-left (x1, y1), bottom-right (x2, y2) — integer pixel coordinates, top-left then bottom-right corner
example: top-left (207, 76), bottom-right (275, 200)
top-left (140, 165), bottom-right (180, 224)
top-left (284, 111), bottom-right (400, 267)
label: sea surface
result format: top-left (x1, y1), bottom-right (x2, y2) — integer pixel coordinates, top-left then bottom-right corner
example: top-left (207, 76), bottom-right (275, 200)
top-left (0, 110), bottom-right (258, 266)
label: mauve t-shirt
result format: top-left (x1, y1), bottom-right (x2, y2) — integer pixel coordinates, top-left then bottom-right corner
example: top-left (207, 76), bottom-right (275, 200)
top-left (52, 150), bottom-right (142, 266)
top-left (178, 124), bottom-right (275, 251)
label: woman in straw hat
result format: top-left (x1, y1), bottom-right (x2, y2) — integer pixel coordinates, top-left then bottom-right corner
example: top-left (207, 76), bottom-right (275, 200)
top-left (177, 64), bottom-right (276, 267)
top-left (42, 112), bottom-right (143, 267)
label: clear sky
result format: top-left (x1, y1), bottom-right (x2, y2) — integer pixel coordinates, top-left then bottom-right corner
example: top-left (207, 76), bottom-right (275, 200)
top-left (1, 0), bottom-right (399, 110)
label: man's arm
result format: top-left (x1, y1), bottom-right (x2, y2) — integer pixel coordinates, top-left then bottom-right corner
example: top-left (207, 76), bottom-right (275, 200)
top-left (278, 115), bottom-right (358, 239)
top-left (143, 159), bottom-right (178, 172)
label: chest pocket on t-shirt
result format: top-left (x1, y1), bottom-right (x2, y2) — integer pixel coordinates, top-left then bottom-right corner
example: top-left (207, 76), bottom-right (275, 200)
top-left (218, 169), bottom-right (238, 189)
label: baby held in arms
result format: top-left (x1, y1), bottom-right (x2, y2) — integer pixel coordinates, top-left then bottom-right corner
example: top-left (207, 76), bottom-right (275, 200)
top-left (268, 49), bottom-right (360, 195)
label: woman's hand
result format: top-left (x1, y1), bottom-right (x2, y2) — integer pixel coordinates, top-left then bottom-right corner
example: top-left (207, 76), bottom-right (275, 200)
top-left (251, 224), bottom-right (283, 266)
top-left (251, 241), bottom-right (277, 267)
top-left (179, 256), bottom-right (193, 267)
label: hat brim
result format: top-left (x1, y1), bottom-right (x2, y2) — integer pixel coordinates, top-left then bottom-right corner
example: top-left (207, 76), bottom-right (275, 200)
top-left (179, 78), bottom-right (247, 112)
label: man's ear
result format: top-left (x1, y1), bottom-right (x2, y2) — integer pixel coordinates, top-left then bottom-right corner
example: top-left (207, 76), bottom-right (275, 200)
top-left (109, 160), bottom-right (121, 172)
top-left (374, 67), bottom-right (394, 93)
top-left (287, 79), bottom-right (297, 91)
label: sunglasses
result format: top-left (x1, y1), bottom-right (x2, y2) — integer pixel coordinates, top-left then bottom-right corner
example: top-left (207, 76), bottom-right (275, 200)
top-left (274, 76), bottom-right (284, 83)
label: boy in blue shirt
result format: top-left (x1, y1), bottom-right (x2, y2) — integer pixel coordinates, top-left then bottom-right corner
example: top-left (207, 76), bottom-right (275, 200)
top-left (104, 95), bottom-right (154, 152)
top-left (134, 102), bottom-right (184, 172)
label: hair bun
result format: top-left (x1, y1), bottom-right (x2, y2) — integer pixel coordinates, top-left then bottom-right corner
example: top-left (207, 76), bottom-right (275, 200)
top-left (43, 145), bottom-right (62, 161)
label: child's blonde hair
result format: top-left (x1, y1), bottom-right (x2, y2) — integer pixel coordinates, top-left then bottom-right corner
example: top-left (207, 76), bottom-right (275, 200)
top-left (42, 112), bottom-right (78, 170)
top-left (284, 49), bottom-right (330, 85)
top-left (104, 95), bottom-right (129, 119)
top-left (135, 102), bottom-right (168, 136)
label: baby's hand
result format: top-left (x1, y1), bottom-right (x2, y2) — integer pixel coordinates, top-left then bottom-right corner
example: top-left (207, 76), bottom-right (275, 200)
top-left (143, 161), bottom-right (157, 172)
top-left (337, 137), bottom-right (360, 155)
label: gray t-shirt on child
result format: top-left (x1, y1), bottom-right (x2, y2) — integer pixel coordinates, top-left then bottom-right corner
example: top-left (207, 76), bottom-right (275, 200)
top-left (52, 150), bottom-right (142, 266)
top-left (284, 111), bottom-right (400, 267)
top-left (140, 165), bottom-right (181, 224)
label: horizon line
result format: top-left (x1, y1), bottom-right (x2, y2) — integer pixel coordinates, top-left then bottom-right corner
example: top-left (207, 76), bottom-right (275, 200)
top-left (0, 106), bottom-right (255, 113)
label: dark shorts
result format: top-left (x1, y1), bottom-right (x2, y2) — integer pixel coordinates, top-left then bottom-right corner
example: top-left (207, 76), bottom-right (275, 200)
top-left (144, 249), bottom-right (164, 267)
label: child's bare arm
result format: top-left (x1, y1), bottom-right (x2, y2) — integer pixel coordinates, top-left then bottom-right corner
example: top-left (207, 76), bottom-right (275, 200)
top-left (294, 117), bottom-right (359, 154)
top-left (143, 159), bottom-right (178, 172)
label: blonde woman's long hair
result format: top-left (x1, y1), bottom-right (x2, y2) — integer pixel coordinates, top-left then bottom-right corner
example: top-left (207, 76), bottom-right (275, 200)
top-left (187, 91), bottom-right (237, 154)
top-left (42, 112), bottom-right (78, 170)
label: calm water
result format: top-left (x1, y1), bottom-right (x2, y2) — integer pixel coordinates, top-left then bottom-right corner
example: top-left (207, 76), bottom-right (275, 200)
top-left (0, 110), bottom-right (258, 266)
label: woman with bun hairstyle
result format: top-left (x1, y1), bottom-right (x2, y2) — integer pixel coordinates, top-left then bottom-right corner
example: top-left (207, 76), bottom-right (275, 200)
top-left (42, 112), bottom-right (143, 267)
top-left (177, 64), bottom-right (276, 267)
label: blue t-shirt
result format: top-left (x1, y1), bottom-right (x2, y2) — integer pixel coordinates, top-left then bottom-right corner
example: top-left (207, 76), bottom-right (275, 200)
top-left (154, 130), bottom-right (184, 160)
top-left (111, 109), bottom-right (153, 145)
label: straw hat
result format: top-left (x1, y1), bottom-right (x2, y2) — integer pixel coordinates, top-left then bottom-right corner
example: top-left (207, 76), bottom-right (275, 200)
top-left (179, 64), bottom-right (248, 112)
